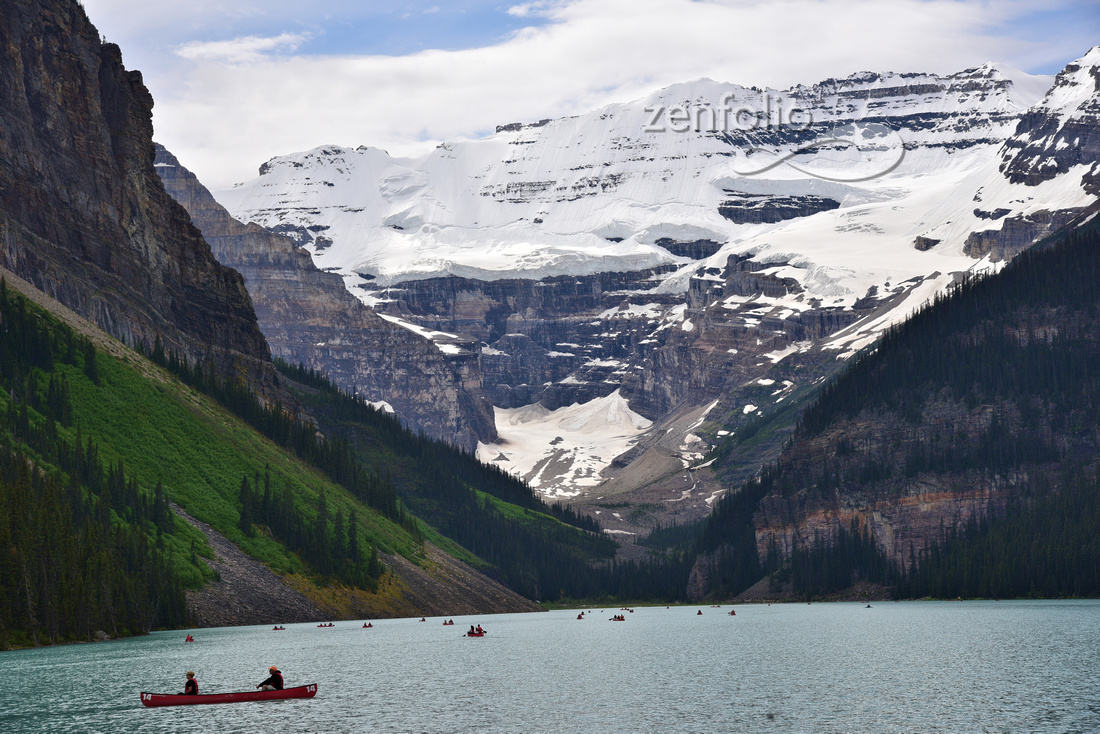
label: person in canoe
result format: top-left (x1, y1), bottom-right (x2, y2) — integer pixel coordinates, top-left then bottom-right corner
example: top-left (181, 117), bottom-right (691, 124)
top-left (469, 624), bottom-right (476, 635)
top-left (183, 671), bottom-right (198, 695)
top-left (258, 665), bottom-right (284, 691)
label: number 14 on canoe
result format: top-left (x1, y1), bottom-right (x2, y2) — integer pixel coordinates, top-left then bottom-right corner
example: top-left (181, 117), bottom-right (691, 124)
top-left (140, 684), bottom-right (318, 707)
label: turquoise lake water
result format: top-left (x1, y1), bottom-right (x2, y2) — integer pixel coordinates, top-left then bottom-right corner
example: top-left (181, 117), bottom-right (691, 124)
top-left (1, 600), bottom-right (1097, 733)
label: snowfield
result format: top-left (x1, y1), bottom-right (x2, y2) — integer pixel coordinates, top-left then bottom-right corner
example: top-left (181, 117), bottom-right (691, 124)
top-left (476, 390), bottom-right (651, 499)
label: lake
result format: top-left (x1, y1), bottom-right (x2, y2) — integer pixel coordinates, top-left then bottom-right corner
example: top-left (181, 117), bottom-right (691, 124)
top-left (1, 600), bottom-right (1097, 733)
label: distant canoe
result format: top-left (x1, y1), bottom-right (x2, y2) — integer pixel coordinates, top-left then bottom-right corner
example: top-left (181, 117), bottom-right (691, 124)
top-left (139, 684), bottom-right (317, 707)
top-left (465, 631), bottom-right (486, 637)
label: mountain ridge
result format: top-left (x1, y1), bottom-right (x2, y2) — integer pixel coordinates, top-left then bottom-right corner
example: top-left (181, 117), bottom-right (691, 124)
top-left (210, 50), bottom-right (1097, 535)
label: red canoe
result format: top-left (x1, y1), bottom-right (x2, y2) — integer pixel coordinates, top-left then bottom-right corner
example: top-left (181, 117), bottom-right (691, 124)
top-left (465, 631), bottom-right (486, 637)
top-left (139, 684), bottom-right (317, 707)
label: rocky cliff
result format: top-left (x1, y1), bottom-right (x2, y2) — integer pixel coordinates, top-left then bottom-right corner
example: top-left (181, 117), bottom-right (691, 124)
top-left (153, 145), bottom-right (496, 451)
top-left (1000, 46), bottom-right (1100, 190)
top-left (0, 0), bottom-right (274, 390)
top-left (378, 269), bottom-right (676, 410)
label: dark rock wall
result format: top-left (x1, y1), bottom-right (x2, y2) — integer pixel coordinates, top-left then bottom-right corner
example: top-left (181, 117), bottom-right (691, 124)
top-left (0, 0), bottom-right (275, 390)
top-left (376, 270), bottom-right (675, 410)
top-left (751, 409), bottom-right (1021, 569)
top-left (155, 146), bottom-right (497, 450)
top-left (718, 194), bottom-right (841, 224)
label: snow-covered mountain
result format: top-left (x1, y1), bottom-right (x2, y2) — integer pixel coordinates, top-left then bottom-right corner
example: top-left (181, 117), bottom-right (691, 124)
top-left (220, 63), bottom-right (1054, 288)
top-left (215, 50), bottom-right (1099, 531)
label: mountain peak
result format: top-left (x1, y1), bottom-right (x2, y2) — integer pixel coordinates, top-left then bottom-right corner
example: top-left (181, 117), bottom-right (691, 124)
top-left (999, 49), bottom-right (1100, 188)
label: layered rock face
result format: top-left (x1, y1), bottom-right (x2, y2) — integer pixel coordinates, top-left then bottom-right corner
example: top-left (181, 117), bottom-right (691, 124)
top-left (0, 0), bottom-right (273, 389)
top-left (752, 410), bottom-right (1023, 569)
top-left (154, 146), bottom-right (496, 450)
top-left (378, 269), bottom-right (677, 410)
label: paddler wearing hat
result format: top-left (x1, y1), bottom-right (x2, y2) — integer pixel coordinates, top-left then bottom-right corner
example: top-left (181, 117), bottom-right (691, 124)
top-left (257, 665), bottom-right (284, 691)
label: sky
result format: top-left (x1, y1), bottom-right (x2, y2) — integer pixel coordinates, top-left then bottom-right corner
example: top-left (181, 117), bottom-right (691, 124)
top-left (81, 0), bottom-right (1099, 190)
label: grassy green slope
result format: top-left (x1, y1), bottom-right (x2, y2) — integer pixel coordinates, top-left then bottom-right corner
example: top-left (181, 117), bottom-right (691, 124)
top-left (0, 278), bottom-right (427, 605)
top-left (60, 354), bottom-right (422, 573)
top-left (2, 272), bottom-right (615, 615)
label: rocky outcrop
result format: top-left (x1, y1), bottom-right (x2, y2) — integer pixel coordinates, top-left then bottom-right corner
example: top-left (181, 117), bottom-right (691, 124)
top-left (154, 146), bottom-right (497, 450)
top-left (378, 545), bottom-right (544, 617)
top-left (1000, 47), bottom-right (1100, 187)
top-left (755, 472), bottom-right (1016, 570)
top-left (718, 193), bottom-right (841, 224)
top-left (747, 400), bottom-right (1050, 574)
top-left (962, 209), bottom-right (1085, 261)
top-left (654, 238), bottom-right (725, 260)
top-left (176, 506), bottom-right (327, 627)
top-left (0, 0), bottom-right (274, 391)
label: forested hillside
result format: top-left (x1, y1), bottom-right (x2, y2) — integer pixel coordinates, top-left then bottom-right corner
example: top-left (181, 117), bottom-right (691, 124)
top-left (0, 266), bottom-right (673, 649)
top-left (693, 214), bottom-right (1100, 600)
top-left (276, 362), bottom-right (634, 601)
top-left (0, 279), bottom-right (189, 646)
top-left (0, 273), bottom-right (495, 646)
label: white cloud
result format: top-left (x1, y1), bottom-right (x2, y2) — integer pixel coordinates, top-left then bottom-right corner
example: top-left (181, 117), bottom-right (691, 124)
top-left (507, 1), bottom-right (557, 17)
top-left (175, 32), bottom-right (311, 63)
top-left (78, 0), bottom-right (1092, 189)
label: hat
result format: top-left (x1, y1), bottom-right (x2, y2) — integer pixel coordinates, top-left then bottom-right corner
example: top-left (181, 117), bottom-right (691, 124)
top-left (269, 665), bottom-right (279, 671)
